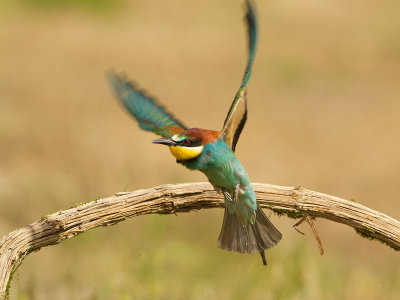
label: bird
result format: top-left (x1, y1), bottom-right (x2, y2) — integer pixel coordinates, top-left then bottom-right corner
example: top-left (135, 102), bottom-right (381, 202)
top-left (108, 0), bottom-right (282, 266)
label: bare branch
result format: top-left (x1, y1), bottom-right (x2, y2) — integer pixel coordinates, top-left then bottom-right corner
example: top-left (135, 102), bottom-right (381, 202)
top-left (293, 215), bottom-right (325, 255)
top-left (306, 216), bottom-right (324, 256)
top-left (1, 182), bottom-right (399, 298)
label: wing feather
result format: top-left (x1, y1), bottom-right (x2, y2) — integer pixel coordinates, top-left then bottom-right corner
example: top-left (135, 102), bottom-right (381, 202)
top-left (108, 72), bottom-right (187, 138)
top-left (221, 0), bottom-right (257, 152)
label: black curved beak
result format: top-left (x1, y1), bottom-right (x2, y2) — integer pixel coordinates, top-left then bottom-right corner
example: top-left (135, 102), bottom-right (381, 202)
top-left (152, 138), bottom-right (176, 146)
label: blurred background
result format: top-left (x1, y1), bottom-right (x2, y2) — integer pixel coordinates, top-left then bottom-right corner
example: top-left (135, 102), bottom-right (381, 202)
top-left (1, 0), bottom-right (400, 299)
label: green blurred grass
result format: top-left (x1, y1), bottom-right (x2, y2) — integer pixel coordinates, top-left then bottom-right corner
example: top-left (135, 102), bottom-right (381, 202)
top-left (11, 216), bottom-right (400, 300)
top-left (1, 0), bottom-right (400, 299)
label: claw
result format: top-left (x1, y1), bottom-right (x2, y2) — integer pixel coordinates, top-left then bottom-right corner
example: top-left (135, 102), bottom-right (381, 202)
top-left (222, 188), bottom-right (234, 202)
top-left (222, 185), bottom-right (242, 203)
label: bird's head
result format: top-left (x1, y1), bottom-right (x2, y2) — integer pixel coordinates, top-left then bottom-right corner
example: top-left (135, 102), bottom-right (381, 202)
top-left (152, 128), bottom-right (220, 161)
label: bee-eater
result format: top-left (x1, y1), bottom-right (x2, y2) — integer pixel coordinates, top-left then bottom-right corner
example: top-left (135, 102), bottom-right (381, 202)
top-left (108, 0), bottom-right (281, 265)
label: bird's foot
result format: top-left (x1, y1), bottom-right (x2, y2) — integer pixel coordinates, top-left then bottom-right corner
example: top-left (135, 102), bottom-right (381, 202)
top-left (222, 188), bottom-right (234, 202)
top-left (222, 185), bottom-right (242, 202)
top-left (234, 184), bottom-right (241, 201)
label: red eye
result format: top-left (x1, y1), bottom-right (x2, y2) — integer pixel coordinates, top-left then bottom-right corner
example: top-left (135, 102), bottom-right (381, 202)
top-left (183, 139), bottom-right (190, 145)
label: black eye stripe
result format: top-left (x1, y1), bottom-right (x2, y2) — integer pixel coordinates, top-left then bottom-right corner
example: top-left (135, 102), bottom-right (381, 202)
top-left (179, 139), bottom-right (202, 147)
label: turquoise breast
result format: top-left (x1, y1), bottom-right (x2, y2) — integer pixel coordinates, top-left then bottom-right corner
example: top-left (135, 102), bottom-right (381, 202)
top-left (180, 139), bottom-right (250, 190)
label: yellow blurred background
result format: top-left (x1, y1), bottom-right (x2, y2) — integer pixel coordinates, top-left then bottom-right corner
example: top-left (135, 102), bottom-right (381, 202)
top-left (1, 0), bottom-right (399, 299)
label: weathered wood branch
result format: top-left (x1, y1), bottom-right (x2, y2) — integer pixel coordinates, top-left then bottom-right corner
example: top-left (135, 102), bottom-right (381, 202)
top-left (1, 182), bottom-right (399, 298)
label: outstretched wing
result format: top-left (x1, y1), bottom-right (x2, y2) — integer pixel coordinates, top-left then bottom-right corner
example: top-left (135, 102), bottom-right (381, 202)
top-left (221, 0), bottom-right (257, 152)
top-left (108, 72), bottom-right (188, 138)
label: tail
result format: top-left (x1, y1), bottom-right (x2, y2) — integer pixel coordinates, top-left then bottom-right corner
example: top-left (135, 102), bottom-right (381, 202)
top-left (217, 206), bottom-right (282, 265)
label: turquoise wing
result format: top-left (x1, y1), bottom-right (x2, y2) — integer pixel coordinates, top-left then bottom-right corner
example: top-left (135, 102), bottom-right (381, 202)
top-left (221, 0), bottom-right (257, 152)
top-left (108, 72), bottom-right (188, 138)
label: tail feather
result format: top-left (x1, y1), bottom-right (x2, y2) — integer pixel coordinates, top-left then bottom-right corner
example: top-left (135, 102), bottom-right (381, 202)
top-left (217, 206), bottom-right (282, 257)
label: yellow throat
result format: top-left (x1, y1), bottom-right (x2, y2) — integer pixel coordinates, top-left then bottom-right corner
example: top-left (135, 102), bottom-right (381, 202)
top-left (168, 145), bottom-right (203, 161)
